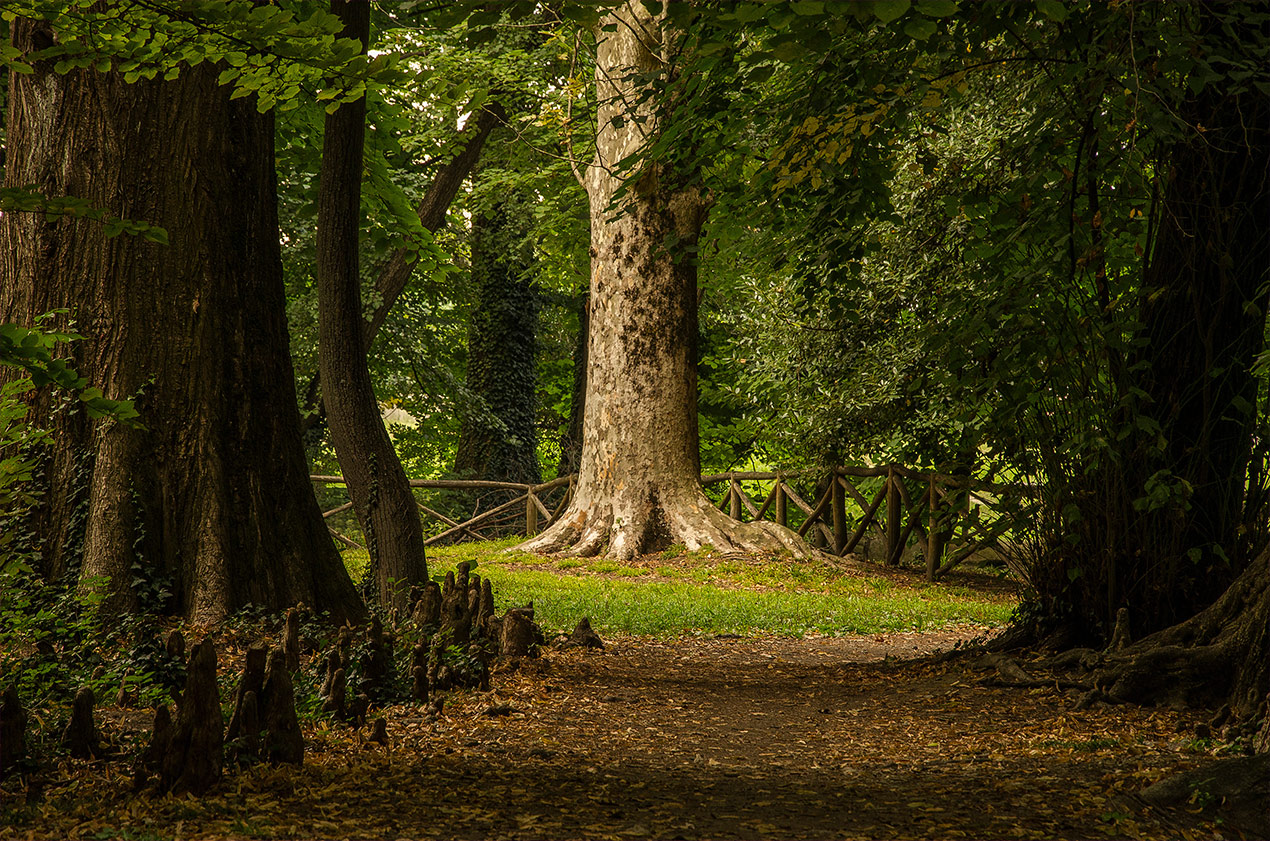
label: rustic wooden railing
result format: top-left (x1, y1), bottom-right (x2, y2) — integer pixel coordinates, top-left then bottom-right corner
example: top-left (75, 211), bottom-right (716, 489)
top-left (310, 474), bottom-right (574, 548)
top-left (699, 466), bottom-right (1035, 581)
top-left (312, 465), bottom-right (1033, 581)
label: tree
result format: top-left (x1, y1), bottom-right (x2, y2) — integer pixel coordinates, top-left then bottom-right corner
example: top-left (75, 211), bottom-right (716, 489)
top-left (0, 17), bottom-right (364, 622)
top-left (299, 100), bottom-right (506, 436)
top-left (453, 167), bottom-right (542, 486)
top-left (316, 0), bottom-right (428, 610)
top-left (517, 0), bottom-right (809, 560)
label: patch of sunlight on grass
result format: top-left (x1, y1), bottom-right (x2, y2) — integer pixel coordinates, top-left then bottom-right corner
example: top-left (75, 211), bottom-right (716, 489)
top-left (341, 537), bottom-right (1015, 640)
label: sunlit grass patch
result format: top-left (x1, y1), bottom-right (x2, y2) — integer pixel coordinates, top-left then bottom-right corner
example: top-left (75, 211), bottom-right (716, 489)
top-left (338, 537), bottom-right (1015, 639)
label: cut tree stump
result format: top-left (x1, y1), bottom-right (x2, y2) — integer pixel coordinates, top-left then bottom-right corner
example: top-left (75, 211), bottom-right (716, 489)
top-left (413, 581), bottom-right (442, 627)
top-left (260, 648), bottom-right (304, 765)
top-left (440, 576), bottom-right (474, 647)
top-left (411, 642), bottom-right (429, 702)
top-left (232, 690), bottom-right (261, 763)
top-left (369, 717), bottom-right (388, 745)
top-left (1, 684), bottom-right (27, 778)
top-left (226, 645), bottom-right (267, 743)
top-left (114, 671), bottom-right (134, 708)
top-left (142, 704), bottom-right (172, 773)
top-left (319, 648), bottom-right (340, 698)
top-left (568, 617), bottom-right (605, 650)
top-left (501, 605), bottom-right (540, 658)
top-left (476, 578), bottom-right (495, 635)
top-left (359, 616), bottom-right (393, 698)
top-left (322, 667), bottom-right (348, 720)
top-left (159, 638), bottom-right (223, 795)
top-left (62, 687), bottom-right (102, 759)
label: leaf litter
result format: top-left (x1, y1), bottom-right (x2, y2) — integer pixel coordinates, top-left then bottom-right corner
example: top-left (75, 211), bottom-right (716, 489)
top-left (0, 628), bottom-right (1231, 840)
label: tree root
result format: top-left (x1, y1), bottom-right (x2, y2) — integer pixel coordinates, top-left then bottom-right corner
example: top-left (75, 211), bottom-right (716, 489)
top-left (516, 488), bottom-right (813, 561)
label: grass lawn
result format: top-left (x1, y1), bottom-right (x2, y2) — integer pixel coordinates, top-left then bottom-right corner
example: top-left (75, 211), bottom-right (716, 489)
top-left (340, 538), bottom-right (1018, 639)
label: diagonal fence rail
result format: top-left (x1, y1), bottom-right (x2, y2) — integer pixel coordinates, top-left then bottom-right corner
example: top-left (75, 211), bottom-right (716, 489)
top-left (699, 467), bottom-right (1035, 581)
top-left (312, 466), bottom-right (1032, 581)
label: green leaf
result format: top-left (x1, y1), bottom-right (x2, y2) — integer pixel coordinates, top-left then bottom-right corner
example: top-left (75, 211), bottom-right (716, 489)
top-left (917, 0), bottom-right (958, 15)
top-left (790, 1), bottom-right (825, 14)
top-left (873, 0), bottom-right (912, 23)
top-left (1035, 0), bottom-right (1068, 22)
top-left (903, 18), bottom-right (937, 39)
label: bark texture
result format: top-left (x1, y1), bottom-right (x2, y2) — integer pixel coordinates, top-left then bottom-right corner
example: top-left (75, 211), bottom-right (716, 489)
top-left (0, 21), bottom-right (363, 622)
top-left (316, 0), bottom-right (427, 610)
top-left (516, 1), bottom-right (810, 560)
top-left (1075, 548), bottom-right (1270, 756)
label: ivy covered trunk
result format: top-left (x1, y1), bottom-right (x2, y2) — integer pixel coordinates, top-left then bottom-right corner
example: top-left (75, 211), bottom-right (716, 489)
top-left (317, 0), bottom-right (427, 609)
top-left (517, 1), bottom-right (808, 560)
top-left (453, 175), bottom-right (542, 485)
top-left (0, 22), bottom-right (364, 622)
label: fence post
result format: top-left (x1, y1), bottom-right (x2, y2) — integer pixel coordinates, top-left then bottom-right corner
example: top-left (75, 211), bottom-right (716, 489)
top-left (525, 492), bottom-right (538, 536)
top-left (831, 470), bottom-right (846, 555)
top-left (886, 467), bottom-right (902, 565)
top-left (729, 475), bottom-right (742, 521)
top-left (926, 476), bottom-right (938, 581)
top-left (775, 473), bottom-right (787, 528)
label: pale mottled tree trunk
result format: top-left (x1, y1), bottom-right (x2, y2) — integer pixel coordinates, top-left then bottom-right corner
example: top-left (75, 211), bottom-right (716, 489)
top-left (517, 1), bottom-right (808, 560)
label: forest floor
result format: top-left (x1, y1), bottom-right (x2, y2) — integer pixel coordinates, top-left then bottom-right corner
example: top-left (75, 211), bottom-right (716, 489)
top-left (1, 625), bottom-right (1238, 840)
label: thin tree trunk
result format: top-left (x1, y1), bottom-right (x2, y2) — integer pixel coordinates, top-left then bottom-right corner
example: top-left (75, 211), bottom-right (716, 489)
top-left (0, 20), bottom-right (364, 623)
top-left (516, 0), bottom-right (809, 560)
top-left (302, 102), bottom-right (504, 435)
top-left (316, 0), bottom-right (427, 610)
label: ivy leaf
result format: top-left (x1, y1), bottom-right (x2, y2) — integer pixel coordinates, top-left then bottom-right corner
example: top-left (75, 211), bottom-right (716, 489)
top-left (790, 1), bottom-right (825, 14)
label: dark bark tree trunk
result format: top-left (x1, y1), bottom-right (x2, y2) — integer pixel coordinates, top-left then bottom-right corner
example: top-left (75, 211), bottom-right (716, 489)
top-left (0, 20), bottom-right (364, 623)
top-left (453, 171), bottom-right (541, 485)
top-left (316, 0), bottom-right (427, 610)
top-left (555, 293), bottom-right (589, 478)
top-left (1085, 548), bottom-right (1269, 753)
top-left (516, 1), bottom-right (809, 560)
top-left (1045, 21), bottom-right (1270, 642)
top-left (1124, 79), bottom-right (1270, 629)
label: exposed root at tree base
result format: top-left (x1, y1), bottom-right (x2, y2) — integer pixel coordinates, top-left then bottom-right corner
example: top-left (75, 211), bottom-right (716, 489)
top-left (514, 489), bottom-right (813, 561)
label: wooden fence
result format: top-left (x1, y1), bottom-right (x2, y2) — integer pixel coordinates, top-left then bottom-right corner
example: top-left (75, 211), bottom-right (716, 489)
top-left (312, 465), bottom-right (1033, 581)
top-left (699, 466), bottom-right (1035, 581)
top-left (311, 474), bottom-right (574, 548)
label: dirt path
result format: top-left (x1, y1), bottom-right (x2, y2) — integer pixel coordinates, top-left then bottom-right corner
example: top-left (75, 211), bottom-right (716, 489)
top-left (4, 630), bottom-right (1225, 840)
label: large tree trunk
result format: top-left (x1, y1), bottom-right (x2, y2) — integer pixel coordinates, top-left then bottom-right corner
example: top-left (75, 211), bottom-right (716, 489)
top-left (1124, 76), bottom-right (1270, 628)
top-left (1040, 16), bottom-right (1270, 643)
top-left (317, 0), bottom-right (427, 610)
top-left (516, 1), bottom-right (809, 560)
top-left (0, 21), bottom-right (364, 622)
top-left (453, 171), bottom-right (541, 485)
top-left (1086, 547), bottom-right (1269, 751)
